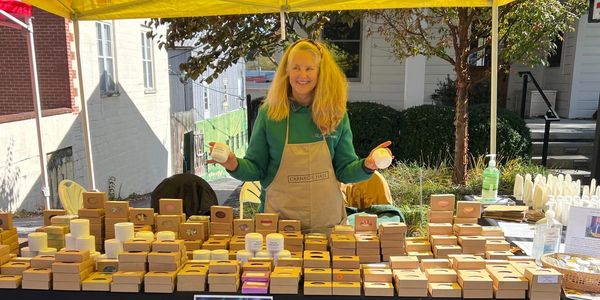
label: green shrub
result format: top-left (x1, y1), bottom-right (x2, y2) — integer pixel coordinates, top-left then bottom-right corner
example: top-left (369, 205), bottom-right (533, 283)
top-left (397, 105), bottom-right (455, 165)
top-left (347, 101), bottom-right (401, 158)
top-left (431, 76), bottom-right (490, 106)
top-left (397, 104), bottom-right (531, 165)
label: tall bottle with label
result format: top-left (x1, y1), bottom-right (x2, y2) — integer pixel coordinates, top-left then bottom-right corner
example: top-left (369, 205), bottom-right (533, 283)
top-left (481, 154), bottom-right (500, 202)
top-left (532, 201), bottom-right (562, 264)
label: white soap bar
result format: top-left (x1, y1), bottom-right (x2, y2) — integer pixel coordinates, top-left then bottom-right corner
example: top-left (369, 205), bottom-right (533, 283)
top-left (513, 174), bottom-right (524, 200)
top-left (266, 233), bottom-right (284, 252)
top-left (156, 231), bottom-right (176, 241)
top-left (104, 239), bottom-right (123, 259)
top-left (20, 247), bottom-right (38, 258)
top-left (70, 219), bottom-right (90, 238)
top-left (39, 248), bottom-right (57, 256)
top-left (114, 222), bottom-right (135, 242)
top-left (65, 233), bottom-right (77, 250)
top-left (210, 249), bottom-right (229, 260)
top-left (210, 142), bottom-right (230, 163)
top-left (28, 232), bottom-right (48, 252)
top-left (236, 250), bottom-right (254, 264)
top-left (76, 235), bottom-right (96, 252)
top-left (193, 249), bottom-right (211, 260)
top-left (256, 250), bottom-right (272, 258)
top-left (372, 148), bottom-right (392, 169)
top-left (245, 233), bottom-right (263, 252)
top-left (135, 231), bottom-right (155, 241)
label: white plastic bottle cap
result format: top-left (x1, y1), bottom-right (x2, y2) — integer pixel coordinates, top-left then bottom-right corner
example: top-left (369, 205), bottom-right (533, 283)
top-left (372, 148), bottom-right (392, 169)
top-left (210, 142), bottom-right (231, 163)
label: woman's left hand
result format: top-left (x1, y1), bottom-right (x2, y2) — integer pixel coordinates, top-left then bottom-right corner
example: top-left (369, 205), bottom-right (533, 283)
top-left (364, 141), bottom-right (393, 171)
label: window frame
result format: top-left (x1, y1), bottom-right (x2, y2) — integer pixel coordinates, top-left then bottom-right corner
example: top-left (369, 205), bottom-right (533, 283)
top-left (96, 22), bottom-right (118, 97)
top-left (323, 18), bottom-right (362, 82)
top-left (141, 29), bottom-right (156, 92)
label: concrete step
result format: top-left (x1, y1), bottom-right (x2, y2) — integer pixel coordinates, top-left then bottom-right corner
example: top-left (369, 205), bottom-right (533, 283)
top-left (529, 127), bottom-right (595, 141)
top-left (532, 141), bottom-right (594, 156)
top-left (531, 155), bottom-right (590, 169)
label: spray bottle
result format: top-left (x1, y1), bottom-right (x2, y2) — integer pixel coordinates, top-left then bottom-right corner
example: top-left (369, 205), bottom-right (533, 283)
top-left (481, 154), bottom-right (500, 201)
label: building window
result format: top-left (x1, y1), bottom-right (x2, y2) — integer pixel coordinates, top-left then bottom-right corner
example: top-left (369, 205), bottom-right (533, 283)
top-left (323, 16), bottom-right (361, 81)
top-left (141, 31), bottom-right (154, 90)
top-left (97, 22), bottom-right (117, 96)
top-left (468, 37), bottom-right (490, 67)
top-left (548, 35), bottom-right (563, 68)
top-left (203, 83), bottom-right (210, 117)
top-left (223, 78), bottom-right (229, 111)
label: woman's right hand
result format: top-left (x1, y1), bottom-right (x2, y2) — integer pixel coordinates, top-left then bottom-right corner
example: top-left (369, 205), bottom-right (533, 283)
top-left (207, 142), bottom-right (239, 171)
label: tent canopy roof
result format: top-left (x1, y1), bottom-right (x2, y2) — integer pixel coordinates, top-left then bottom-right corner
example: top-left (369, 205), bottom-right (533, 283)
top-left (25, 0), bottom-right (514, 20)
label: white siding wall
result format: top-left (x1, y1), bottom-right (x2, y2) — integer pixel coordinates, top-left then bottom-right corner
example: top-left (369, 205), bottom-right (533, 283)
top-left (569, 17), bottom-right (600, 118)
top-left (424, 56), bottom-right (455, 104)
top-left (0, 19), bottom-right (171, 212)
top-left (348, 19), bottom-right (405, 109)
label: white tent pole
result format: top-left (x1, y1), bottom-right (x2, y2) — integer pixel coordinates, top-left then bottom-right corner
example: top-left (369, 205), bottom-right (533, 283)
top-left (490, 0), bottom-right (498, 155)
top-left (25, 18), bottom-right (51, 209)
top-left (74, 20), bottom-right (97, 190)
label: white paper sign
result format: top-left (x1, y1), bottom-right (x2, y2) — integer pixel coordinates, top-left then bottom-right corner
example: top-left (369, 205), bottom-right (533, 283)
top-left (565, 206), bottom-right (600, 256)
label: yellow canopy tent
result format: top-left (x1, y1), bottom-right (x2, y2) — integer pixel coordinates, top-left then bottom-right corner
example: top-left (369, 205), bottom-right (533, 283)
top-left (25, 0), bottom-right (511, 190)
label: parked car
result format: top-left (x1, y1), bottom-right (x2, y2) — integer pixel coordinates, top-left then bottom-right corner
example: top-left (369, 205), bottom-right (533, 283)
top-left (246, 70), bottom-right (275, 83)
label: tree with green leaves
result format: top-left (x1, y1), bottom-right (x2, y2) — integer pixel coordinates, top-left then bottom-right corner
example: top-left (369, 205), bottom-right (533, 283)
top-left (367, 0), bottom-right (586, 184)
top-left (148, 13), bottom-right (337, 83)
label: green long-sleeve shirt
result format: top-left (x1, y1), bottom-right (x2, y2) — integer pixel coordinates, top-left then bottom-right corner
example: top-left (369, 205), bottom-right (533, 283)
top-left (229, 101), bottom-right (373, 211)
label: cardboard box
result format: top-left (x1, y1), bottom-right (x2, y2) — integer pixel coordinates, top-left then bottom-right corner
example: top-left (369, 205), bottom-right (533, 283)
top-left (152, 239), bottom-right (185, 252)
top-left (395, 287), bottom-right (428, 297)
top-left (243, 261), bottom-right (271, 272)
top-left (434, 245), bottom-right (462, 258)
top-left (524, 267), bottom-right (562, 291)
top-left (528, 290), bottom-right (561, 300)
top-left (332, 268), bottom-right (360, 282)
top-left (489, 273), bottom-right (528, 290)
top-left (1, 261), bottom-right (30, 275)
top-left (43, 209), bottom-right (66, 226)
top-left (458, 236), bottom-right (486, 248)
top-left (105, 202), bottom-right (129, 218)
top-left (201, 239), bottom-right (228, 250)
top-left (359, 255), bottom-right (382, 264)
top-left (30, 255), bottom-right (55, 268)
top-left (118, 251), bottom-right (148, 263)
top-left (463, 289), bottom-right (493, 299)
top-left (128, 208), bottom-right (154, 225)
top-left (148, 252), bottom-right (181, 264)
top-left (454, 217), bottom-right (479, 224)
top-left (177, 269), bottom-right (207, 292)
top-left (486, 250), bottom-right (514, 260)
top-left (428, 282), bottom-right (462, 298)
top-left (363, 268), bottom-right (393, 282)
top-left (155, 215), bottom-right (181, 233)
top-left (270, 284), bottom-right (299, 294)
top-left (363, 282), bottom-right (393, 296)
top-left (451, 255), bottom-right (486, 270)
top-left (55, 249), bottom-right (90, 263)
top-left (421, 259), bottom-right (450, 270)
top-left (0, 274), bottom-right (21, 288)
top-left (82, 272), bottom-right (112, 291)
top-left (0, 212), bottom-right (13, 230)
top-left (305, 267), bottom-right (332, 282)
top-left (406, 240), bottom-right (431, 252)
top-left (110, 282), bottom-right (140, 293)
top-left (123, 239), bottom-right (152, 252)
top-left (494, 288), bottom-right (526, 299)
top-left (22, 268), bottom-right (52, 281)
top-left (332, 255), bottom-right (360, 269)
top-left (354, 214), bottom-right (378, 232)
top-left (458, 270), bottom-right (493, 289)
top-left (53, 280), bottom-right (81, 291)
top-left (304, 281), bottom-right (332, 295)
top-left (486, 240), bottom-right (510, 251)
top-left (83, 192), bottom-right (107, 209)
top-left (178, 223), bottom-right (205, 241)
top-left (112, 271), bottom-right (145, 284)
top-left (233, 219), bottom-right (255, 236)
top-left (305, 239), bottom-right (328, 251)
top-left (454, 224), bottom-right (483, 236)
top-left (406, 251), bottom-right (434, 261)
top-left (332, 281), bottom-right (361, 296)
top-left (456, 201), bottom-right (482, 218)
top-left (428, 210), bottom-right (454, 223)
top-left (428, 223), bottom-right (453, 235)
top-left (144, 271), bottom-right (177, 285)
top-left (430, 235), bottom-right (458, 246)
top-left (378, 222), bottom-right (407, 234)
top-left (394, 272), bottom-right (428, 289)
top-left (430, 194), bottom-right (455, 211)
top-left (96, 259), bottom-right (119, 273)
top-left (303, 254), bottom-right (331, 268)
top-left (21, 280), bottom-right (51, 290)
top-left (117, 262), bottom-right (147, 272)
top-left (425, 268), bottom-right (457, 283)
top-left (355, 235), bottom-right (380, 248)
top-left (207, 272), bottom-right (239, 285)
top-left (208, 260), bottom-right (240, 274)
top-left (158, 198), bottom-right (183, 216)
top-left (278, 220), bottom-right (301, 232)
top-left (388, 256), bottom-right (418, 269)
top-left (255, 213), bottom-right (279, 232)
top-left (330, 234), bottom-right (356, 248)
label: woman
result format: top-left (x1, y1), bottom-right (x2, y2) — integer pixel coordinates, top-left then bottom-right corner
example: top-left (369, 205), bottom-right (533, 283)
top-left (209, 39), bottom-right (392, 233)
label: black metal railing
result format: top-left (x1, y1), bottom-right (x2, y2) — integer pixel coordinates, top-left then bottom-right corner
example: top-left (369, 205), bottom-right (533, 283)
top-left (518, 71), bottom-right (560, 166)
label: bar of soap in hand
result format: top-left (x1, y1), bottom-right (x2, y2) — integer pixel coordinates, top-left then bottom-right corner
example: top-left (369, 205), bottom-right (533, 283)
top-left (211, 142), bottom-right (230, 163)
top-left (372, 148), bottom-right (392, 169)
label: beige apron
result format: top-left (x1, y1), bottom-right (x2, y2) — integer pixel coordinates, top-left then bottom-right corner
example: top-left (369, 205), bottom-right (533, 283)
top-left (265, 117), bottom-right (347, 233)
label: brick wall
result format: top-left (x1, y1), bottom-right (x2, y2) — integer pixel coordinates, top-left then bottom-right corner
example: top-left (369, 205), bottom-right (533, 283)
top-left (0, 7), bottom-right (74, 117)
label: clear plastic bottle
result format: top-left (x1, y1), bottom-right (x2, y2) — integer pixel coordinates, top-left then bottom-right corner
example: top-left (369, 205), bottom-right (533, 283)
top-left (481, 154), bottom-right (500, 202)
top-left (532, 201), bottom-right (562, 264)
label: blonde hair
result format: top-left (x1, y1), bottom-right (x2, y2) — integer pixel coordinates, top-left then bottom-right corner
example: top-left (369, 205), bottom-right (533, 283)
top-left (265, 40), bottom-right (348, 135)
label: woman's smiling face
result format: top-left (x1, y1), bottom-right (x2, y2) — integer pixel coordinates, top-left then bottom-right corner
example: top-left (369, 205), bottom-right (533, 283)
top-left (288, 50), bottom-right (319, 104)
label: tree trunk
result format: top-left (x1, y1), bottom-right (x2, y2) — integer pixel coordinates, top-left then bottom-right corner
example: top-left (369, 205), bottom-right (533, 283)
top-left (452, 9), bottom-right (472, 185)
